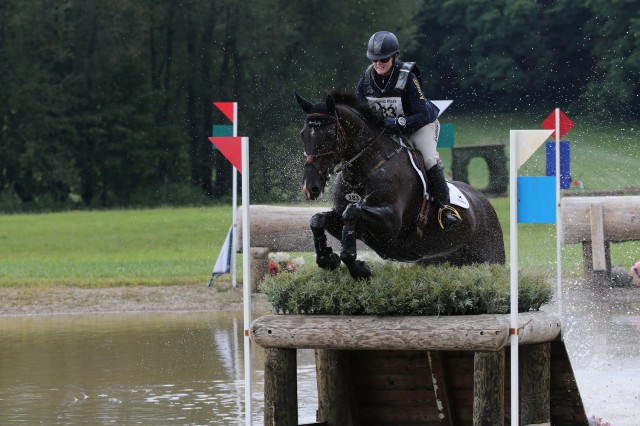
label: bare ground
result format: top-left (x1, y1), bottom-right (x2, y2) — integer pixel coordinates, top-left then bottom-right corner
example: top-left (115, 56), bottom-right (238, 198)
top-left (0, 283), bottom-right (272, 316)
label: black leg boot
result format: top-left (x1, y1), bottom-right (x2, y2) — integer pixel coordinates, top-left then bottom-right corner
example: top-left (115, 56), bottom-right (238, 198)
top-left (426, 163), bottom-right (462, 232)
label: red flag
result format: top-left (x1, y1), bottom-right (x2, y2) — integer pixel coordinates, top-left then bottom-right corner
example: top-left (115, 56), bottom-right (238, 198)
top-left (213, 102), bottom-right (235, 123)
top-left (209, 137), bottom-right (242, 173)
top-left (541, 110), bottom-right (574, 138)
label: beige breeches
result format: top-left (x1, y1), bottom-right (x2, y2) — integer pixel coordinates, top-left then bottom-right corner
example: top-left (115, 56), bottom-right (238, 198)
top-left (409, 119), bottom-right (440, 169)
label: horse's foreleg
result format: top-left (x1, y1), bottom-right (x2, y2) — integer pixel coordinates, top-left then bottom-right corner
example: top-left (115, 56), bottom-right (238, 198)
top-left (340, 204), bottom-right (371, 280)
top-left (310, 212), bottom-right (341, 270)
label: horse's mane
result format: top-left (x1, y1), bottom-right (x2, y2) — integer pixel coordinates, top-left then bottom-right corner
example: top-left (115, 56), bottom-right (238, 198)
top-left (328, 90), bottom-right (383, 128)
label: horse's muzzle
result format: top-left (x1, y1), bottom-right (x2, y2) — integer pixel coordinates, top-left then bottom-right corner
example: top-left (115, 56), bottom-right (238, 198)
top-left (302, 163), bottom-right (326, 200)
top-left (308, 184), bottom-right (321, 200)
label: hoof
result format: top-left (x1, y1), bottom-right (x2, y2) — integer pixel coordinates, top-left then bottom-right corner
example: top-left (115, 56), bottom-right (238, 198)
top-left (347, 260), bottom-right (371, 280)
top-left (317, 252), bottom-right (341, 270)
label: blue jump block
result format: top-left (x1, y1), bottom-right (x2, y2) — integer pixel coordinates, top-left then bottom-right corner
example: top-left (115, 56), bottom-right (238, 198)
top-left (545, 141), bottom-right (570, 189)
top-left (517, 176), bottom-right (556, 224)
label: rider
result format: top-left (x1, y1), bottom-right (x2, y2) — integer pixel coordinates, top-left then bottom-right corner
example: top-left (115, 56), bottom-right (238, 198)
top-left (355, 30), bottom-right (461, 232)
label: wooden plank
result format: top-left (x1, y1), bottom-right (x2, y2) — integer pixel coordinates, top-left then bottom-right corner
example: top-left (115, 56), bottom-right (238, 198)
top-left (560, 195), bottom-right (640, 244)
top-left (351, 373), bottom-right (432, 390)
top-left (351, 350), bottom-right (430, 372)
top-left (589, 202), bottom-right (606, 272)
top-left (357, 404), bottom-right (441, 423)
top-left (315, 349), bottom-right (355, 425)
top-left (520, 343), bottom-right (551, 425)
top-left (549, 340), bottom-right (589, 425)
top-left (250, 313), bottom-right (560, 351)
top-left (473, 349), bottom-right (505, 425)
top-left (350, 350), bottom-right (437, 425)
top-left (428, 351), bottom-right (454, 426)
top-left (263, 348), bottom-right (297, 426)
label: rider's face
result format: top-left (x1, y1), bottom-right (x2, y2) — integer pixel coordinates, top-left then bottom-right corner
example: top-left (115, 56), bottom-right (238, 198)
top-left (372, 55), bottom-right (394, 76)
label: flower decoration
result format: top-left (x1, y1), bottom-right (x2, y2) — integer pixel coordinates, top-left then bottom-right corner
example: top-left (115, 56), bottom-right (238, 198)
top-left (268, 252), bottom-right (305, 275)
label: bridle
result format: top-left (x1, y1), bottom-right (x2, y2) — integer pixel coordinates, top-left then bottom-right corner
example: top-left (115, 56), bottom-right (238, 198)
top-left (304, 113), bottom-right (345, 165)
top-left (303, 111), bottom-right (388, 183)
top-left (303, 112), bottom-right (346, 186)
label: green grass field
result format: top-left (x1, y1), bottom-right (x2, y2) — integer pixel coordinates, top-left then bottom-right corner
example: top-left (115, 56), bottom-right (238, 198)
top-left (1, 199), bottom-right (637, 288)
top-left (0, 207), bottom-right (231, 287)
top-left (1, 112), bottom-right (637, 288)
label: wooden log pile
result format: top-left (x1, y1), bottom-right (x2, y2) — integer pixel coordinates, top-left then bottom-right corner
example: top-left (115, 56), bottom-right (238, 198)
top-left (251, 312), bottom-right (588, 425)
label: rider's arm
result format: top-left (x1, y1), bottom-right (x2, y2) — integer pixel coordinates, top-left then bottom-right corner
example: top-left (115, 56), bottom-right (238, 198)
top-left (402, 74), bottom-right (439, 133)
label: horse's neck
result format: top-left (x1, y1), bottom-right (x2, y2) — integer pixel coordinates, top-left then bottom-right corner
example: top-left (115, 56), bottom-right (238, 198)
top-left (339, 109), bottom-right (383, 157)
top-left (337, 111), bottom-right (397, 182)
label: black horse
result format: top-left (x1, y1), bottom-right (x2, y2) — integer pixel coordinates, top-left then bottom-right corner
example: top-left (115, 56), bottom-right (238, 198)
top-left (296, 92), bottom-right (505, 279)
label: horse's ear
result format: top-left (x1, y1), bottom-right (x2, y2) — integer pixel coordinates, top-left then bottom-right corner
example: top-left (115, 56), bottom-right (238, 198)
top-left (325, 94), bottom-right (336, 117)
top-left (295, 92), bottom-right (313, 113)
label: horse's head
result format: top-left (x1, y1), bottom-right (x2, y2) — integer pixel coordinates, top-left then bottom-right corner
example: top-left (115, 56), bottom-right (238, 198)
top-left (296, 93), bottom-right (343, 200)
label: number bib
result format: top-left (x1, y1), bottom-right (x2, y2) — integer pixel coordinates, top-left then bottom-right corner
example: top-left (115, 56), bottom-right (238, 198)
top-left (366, 96), bottom-right (405, 118)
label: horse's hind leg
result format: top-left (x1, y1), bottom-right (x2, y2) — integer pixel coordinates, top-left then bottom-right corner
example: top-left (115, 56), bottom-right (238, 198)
top-left (310, 212), bottom-right (341, 270)
top-left (340, 204), bottom-right (371, 280)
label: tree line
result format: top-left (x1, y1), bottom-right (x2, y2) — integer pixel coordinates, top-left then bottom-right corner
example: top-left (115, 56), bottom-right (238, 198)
top-left (0, 0), bottom-right (637, 211)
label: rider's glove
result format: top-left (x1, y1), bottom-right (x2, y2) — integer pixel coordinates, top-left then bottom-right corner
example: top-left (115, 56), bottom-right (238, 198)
top-left (383, 117), bottom-right (400, 134)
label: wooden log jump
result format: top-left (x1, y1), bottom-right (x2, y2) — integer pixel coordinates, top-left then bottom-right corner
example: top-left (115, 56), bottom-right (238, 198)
top-left (250, 313), bottom-right (588, 425)
top-left (561, 195), bottom-right (640, 286)
top-left (235, 205), bottom-right (329, 253)
top-left (234, 205), bottom-right (367, 290)
top-left (235, 205), bottom-right (368, 253)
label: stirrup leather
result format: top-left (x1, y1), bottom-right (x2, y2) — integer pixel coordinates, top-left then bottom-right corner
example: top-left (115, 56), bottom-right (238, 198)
top-left (438, 205), bottom-right (462, 230)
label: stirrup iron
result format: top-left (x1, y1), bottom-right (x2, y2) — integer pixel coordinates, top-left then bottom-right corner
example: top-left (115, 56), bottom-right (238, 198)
top-left (438, 205), bottom-right (462, 230)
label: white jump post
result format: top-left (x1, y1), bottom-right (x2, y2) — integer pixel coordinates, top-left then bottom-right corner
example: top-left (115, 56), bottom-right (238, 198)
top-left (509, 130), bottom-right (520, 426)
top-left (509, 128), bottom-right (553, 426)
top-left (209, 118), bottom-right (253, 424)
top-left (554, 108), bottom-right (562, 317)
top-left (241, 136), bottom-right (252, 426)
top-left (232, 103), bottom-right (238, 288)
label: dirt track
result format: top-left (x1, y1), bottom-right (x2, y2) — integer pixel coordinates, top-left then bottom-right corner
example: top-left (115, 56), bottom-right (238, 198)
top-left (0, 284), bottom-right (271, 316)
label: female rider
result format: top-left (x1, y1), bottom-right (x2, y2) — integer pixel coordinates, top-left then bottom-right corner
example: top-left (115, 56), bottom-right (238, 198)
top-left (355, 30), bottom-right (461, 232)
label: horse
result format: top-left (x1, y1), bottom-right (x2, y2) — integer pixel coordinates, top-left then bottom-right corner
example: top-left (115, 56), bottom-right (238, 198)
top-left (296, 91), bottom-right (505, 279)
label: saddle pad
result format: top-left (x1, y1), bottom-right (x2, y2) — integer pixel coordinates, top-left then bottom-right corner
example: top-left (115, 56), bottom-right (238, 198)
top-left (407, 149), bottom-right (469, 209)
top-left (448, 182), bottom-right (469, 209)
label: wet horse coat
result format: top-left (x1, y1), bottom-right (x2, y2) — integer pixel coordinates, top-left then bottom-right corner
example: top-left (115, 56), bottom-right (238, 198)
top-left (297, 92), bottom-right (505, 279)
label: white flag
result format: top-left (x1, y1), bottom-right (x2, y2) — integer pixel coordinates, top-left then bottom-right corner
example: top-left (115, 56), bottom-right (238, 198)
top-left (213, 226), bottom-right (233, 276)
top-left (515, 129), bottom-right (554, 169)
top-left (432, 100), bottom-right (453, 118)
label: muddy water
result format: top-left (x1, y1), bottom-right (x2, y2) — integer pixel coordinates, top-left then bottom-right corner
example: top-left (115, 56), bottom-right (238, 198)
top-left (560, 282), bottom-right (640, 425)
top-left (1, 284), bottom-right (639, 425)
top-left (0, 312), bottom-right (317, 425)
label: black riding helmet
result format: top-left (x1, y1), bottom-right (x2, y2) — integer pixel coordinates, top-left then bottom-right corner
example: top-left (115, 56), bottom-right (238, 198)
top-left (366, 31), bottom-right (399, 60)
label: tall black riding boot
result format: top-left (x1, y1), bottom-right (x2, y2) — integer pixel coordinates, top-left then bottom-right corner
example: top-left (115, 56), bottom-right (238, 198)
top-left (426, 163), bottom-right (462, 232)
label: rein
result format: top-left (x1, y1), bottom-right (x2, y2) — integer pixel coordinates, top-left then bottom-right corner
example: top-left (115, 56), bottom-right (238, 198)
top-left (304, 111), bottom-right (400, 176)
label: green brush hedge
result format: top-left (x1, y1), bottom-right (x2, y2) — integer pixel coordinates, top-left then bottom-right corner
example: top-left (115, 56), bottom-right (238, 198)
top-left (260, 263), bottom-right (552, 316)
